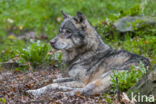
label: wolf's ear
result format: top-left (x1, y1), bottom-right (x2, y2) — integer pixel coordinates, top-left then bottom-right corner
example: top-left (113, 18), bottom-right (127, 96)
top-left (74, 11), bottom-right (85, 23)
top-left (61, 11), bottom-right (70, 19)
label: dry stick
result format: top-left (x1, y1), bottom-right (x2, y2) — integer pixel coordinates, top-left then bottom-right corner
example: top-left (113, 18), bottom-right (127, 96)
top-left (116, 77), bottom-right (120, 102)
top-left (145, 66), bottom-right (148, 84)
top-left (145, 66), bottom-right (149, 93)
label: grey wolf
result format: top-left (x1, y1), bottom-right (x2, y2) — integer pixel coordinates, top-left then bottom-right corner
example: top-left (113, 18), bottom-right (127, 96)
top-left (27, 11), bottom-right (150, 96)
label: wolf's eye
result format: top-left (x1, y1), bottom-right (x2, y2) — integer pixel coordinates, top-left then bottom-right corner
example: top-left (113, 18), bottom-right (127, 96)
top-left (59, 28), bottom-right (62, 33)
top-left (66, 30), bottom-right (71, 34)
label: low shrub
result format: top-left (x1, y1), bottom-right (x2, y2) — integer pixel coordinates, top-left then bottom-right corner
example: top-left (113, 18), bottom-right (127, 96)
top-left (18, 39), bottom-right (63, 69)
top-left (18, 40), bottom-right (49, 68)
top-left (111, 62), bottom-right (146, 92)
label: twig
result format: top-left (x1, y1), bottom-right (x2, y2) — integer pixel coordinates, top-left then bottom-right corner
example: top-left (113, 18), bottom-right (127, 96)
top-left (116, 77), bottom-right (120, 102)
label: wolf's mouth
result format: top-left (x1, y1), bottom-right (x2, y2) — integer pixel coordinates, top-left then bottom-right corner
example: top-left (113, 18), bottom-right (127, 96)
top-left (49, 42), bottom-right (58, 50)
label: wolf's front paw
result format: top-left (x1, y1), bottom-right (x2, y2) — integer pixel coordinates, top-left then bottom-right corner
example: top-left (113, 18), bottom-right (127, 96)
top-left (64, 91), bottom-right (75, 96)
top-left (26, 90), bottom-right (39, 96)
top-left (65, 88), bottom-right (83, 96)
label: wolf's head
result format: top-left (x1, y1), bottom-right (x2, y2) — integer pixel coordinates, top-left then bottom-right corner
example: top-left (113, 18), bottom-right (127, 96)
top-left (50, 11), bottom-right (96, 51)
top-left (50, 11), bottom-right (110, 62)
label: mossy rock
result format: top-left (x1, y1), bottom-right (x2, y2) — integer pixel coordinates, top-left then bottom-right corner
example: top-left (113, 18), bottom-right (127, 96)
top-left (114, 16), bottom-right (156, 33)
top-left (95, 16), bottom-right (156, 39)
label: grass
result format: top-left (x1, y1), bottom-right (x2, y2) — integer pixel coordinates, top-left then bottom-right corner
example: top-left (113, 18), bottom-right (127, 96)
top-left (0, 0), bottom-right (155, 35)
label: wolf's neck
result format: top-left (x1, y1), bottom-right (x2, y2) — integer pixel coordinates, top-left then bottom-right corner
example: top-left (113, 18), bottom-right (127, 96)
top-left (86, 25), bottom-right (110, 52)
top-left (63, 25), bottom-right (110, 65)
top-left (63, 41), bottom-right (110, 66)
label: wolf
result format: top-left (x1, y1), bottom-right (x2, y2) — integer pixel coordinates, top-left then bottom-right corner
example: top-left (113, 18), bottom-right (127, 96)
top-left (27, 11), bottom-right (150, 96)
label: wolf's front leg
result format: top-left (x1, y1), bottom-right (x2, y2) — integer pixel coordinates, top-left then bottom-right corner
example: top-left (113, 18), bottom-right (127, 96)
top-left (67, 71), bottom-right (113, 96)
top-left (26, 80), bottom-right (85, 96)
top-left (53, 77), bottom-right (74, 83)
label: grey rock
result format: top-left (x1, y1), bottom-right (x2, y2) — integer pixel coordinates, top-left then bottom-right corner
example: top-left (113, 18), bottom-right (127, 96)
top-left (114, 16), bottom-right (156, 32)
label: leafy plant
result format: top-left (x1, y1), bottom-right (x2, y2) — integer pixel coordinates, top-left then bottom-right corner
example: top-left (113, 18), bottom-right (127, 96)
top-left (19, 40), bottom-right (49, 68)
top-left (103, 94), bottom-right (112, 104)
top-left (0, 98), bottom-right (6, 103)
top-left (111, 62), bottom-right (146, 92)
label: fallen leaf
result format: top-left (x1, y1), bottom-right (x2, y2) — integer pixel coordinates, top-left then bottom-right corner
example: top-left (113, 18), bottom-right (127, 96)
top-left (118, 42), bottom-right (121, 46)
top-left (19, 26), bottom-right (23, 30)
top-left (76, 91), bottom-right (81, 96)
top-left (144, 40), bottom-right (148, 44)
top-left (28, 84), bottom-right (34, 89)
top-left (57, 17), bottom-right (62, 22)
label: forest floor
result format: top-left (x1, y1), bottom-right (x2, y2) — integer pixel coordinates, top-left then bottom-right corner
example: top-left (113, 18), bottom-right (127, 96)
top-left (0, 69), bottom-right (117, 104)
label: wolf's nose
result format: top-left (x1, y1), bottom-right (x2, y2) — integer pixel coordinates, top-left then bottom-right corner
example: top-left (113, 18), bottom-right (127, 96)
top-left (50, 37), bottom-right (58, 46)
top-left (50, 38), bottom-right (56, 45)
top-left (50, 41), bottom-right (55, 46)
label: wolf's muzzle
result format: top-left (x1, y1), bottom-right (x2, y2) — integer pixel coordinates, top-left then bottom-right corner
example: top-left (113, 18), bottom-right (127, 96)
top-left (50, 41), bottom-right (55, 46)
top-left (50, 37), bottom-right (57, 46)
top-left (50, 36), bottom-right (59, 49)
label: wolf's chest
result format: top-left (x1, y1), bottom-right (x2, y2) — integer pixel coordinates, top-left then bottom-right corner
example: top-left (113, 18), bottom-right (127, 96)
top-left (68, 65), bottom-right (88, 81)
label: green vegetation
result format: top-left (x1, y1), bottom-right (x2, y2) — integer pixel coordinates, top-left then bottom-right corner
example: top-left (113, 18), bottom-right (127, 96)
top-left (0, 98), bottom-right (6, 104)
top-left (103, 94), bottom-right (112, 104)
top-left (0, 0), bottom-right (155, 35)
top-left (0, 38), bottom-right (26, 62)
top-left (18, 40), bottom-right (49, 68)
top-left (16, 40), bottom-right (62, 69)
top-left (111, 62), bottom-right (146, 92)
